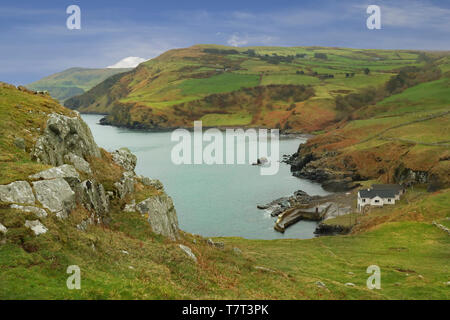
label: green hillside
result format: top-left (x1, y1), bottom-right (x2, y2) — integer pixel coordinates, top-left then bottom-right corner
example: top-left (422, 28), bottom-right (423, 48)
top-left (66, 45), bottom-right (442, 130)
top-left (27, 67), bottom-right (131, 103)
top-left (1, 82), bottom-right (449, 299)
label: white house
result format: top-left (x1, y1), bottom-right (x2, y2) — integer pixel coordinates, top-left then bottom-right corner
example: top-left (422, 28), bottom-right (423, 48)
top-left (357, 184), bottom-right (403, 212)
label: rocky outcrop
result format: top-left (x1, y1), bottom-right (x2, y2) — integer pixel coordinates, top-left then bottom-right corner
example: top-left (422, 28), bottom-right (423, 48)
top-left (64, 153), bottom-right (92, 175)
top-left (77, 180), bottom-right (109, 220)
top-left (10, 204), bottom-right (48, 219)
top-left (179, 244), bottom-right (197, 263)
top-left (29, 164), bottom-right (81, 188)
top-left (0, 223), bottom-right (7, 235)
top-left (314, 223), bottom-right (351, 236)
top-left (25, 220), bottom-right (48, 236)
top-left (111, 148), bottom-right (137, 172)
top-left (31, 113), bottom-right (101, 166)
top-left (136, 194), bottom-right (179, 240)
top-left (257, 190), bottom-right (321, 217)
top-left (288, 145), bottom-right (361, 192)
top-left (0, 181), bottom-right (35, 205)
top-left (32, 179), bottom-right (76, 218)
top-left (114, 171), bottom-right (136, 199)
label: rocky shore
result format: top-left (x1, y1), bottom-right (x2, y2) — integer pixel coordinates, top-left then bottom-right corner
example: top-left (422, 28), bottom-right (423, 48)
top-left (257, 190), bottom-right (353, 234)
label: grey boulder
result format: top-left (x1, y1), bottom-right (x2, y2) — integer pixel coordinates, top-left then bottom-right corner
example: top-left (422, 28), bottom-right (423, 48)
top-left (64, 153), bottom-right (92, 175)
top-left (179, 244), bottom-right (197, 263)
top-left (25, 220), bottom-right (48, 236)
top-left (10, 204), bottom-right (48, 218)
top-left (32, 178), bottom-right (75, 217)
top-left (114, 171), bottom-right (135, 199)
top-left (0, 181), bottom-right (35, 205)
top-left (0, 223), bottom-right (7, 234)
top-left (78, 180), bottom-right (109, 219)
top-left (136, 194), bottom-right (179, 241)
top-left (111, 148), bottom-right (137, 172)
top-left (29, 164), bottom-right (80, 188)
top-left (31, 113), bottom-right (101, 166)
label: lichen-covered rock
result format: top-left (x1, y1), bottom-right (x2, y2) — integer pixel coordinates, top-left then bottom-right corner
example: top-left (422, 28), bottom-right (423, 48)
top-left (136, 194), bottom-right (179, 240)
top-left (114, 171), bottom-right (135, 199)
top-left (78, 180), bottom-right (109, 219)
top-left (123, 199), bottom-right (136, 212)
top-left (0, 223), bottom-right (7, 234)
top-left (139, 176), bottom-right (164, 190)
top-left (25, 220), bottom-right (48, 236)
top-left (29, 164), bottom-right (81, 188)
top-left (10, 204), bottom-right (48, 218)
top-left (111, 148), bottom-right (137, 172)
top-left (31, 113), bottom-right (101, 166)
top-left (179, 244), bottom-right (197, 263)
top-left (32, 178), bottom-right (75, 217)
top-left (64, 153), bottom-right (92, 175)
top-left (0, 181), bottom-right (35, 205)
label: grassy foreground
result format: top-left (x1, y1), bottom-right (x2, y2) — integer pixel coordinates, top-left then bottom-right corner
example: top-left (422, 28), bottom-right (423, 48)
top-left (1, 188), bottom-right (449, 300)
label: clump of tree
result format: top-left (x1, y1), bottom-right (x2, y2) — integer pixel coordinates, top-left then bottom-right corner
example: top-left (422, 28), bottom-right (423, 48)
top-left (364, 68), bottom-right (370, 75)
top-left (334, 64), bottom-right (442, 119)
top-left (314, 53), bottom-right (328, 60)
top-left (203, 48), bottom-right (240, 55)
top-left (296, 70), bottom-right (305, 75)
top-left (345, 73), bottom-right (355, 78)
top-left (296, 53), bottom-right (307, 58)
top-left (385, 65), bottom-right (441, 94)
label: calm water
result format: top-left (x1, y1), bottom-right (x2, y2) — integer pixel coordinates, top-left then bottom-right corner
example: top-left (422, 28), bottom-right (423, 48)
top-left (82, 114), bottom-right (329, 239)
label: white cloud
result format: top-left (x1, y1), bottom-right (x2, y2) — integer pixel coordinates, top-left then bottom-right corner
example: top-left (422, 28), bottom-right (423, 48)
top-left (107, 56), bottom-right (148, 68)
top-left (227, 34), bottom-right (248, 47)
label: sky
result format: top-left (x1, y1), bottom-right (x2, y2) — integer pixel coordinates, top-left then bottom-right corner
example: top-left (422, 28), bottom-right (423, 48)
top-left (0, 0), bottom-right (449, 85)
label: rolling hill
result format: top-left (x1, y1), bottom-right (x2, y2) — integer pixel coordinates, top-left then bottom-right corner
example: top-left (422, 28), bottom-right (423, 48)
top-left (65, 45), bottom-right (447, 130)
top-left (0, 82), bottom-right (449, 299)
top-left (27, 67), bottom-right (131, 103)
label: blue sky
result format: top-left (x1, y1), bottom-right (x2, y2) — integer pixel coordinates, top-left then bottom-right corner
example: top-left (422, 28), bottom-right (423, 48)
top-left (1, 0), bottom-right (449, 85)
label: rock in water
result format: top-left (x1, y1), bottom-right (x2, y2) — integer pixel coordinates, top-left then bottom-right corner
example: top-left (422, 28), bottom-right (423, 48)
top-left (0, 181), bottom-right (35, 205)
top-left (31, 113), bottom-right (101, 166)
top-left (179, 244), bottom-right (197, 263)
top-left (32, 178), bottom-right (75, 217)
top-left (136, 194), bottom-right (179, 240)
top-left (25, 220), bottom-right (48, 236)
top-left (111, 148), bottom-right (137, 172)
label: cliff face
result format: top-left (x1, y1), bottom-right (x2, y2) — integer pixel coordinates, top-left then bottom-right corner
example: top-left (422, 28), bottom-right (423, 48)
top-left (0, 91), bottom-right (179, 240)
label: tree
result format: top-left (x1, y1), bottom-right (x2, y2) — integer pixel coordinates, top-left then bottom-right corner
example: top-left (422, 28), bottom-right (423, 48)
top-left (364, 68), bottom-right (370, 75)
top-left (314, 53), bottom-right (328, 60)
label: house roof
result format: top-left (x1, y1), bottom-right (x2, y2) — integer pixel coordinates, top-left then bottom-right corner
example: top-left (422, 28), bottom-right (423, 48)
top-left (358, 189), bottom-right (397, 199)
top-left (372, 184), bottom-right (403, 192)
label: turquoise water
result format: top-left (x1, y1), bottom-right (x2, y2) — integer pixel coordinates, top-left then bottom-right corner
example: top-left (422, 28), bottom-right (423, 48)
top-left (82, 114), bottom-right (329, 239)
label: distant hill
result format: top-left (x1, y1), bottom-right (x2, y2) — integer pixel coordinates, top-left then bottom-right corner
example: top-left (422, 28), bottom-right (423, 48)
top-left (65, 44), bottom-right (448, 130)
top-left (64, 44), bottom-right (450, 190)
top-left (27, 67), bottom-right (131, 102)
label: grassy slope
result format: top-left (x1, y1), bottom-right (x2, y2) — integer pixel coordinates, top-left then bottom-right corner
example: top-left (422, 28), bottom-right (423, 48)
top-left (300, 74), bottom-right (450, 186)
top-left (0, 84), bottom-right (449, 299)
top-left (27, 67), bottom-right (131, 103)
top-left (65, 45), bottom-right (430, 129)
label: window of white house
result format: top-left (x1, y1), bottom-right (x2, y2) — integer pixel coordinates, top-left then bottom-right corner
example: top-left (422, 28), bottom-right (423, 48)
top-left (375, 200), bottom-right (379, 203)
top-left (388, 199), bottom-right (391, 202)
top-left (363, 199), bottom-right (366, 202)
